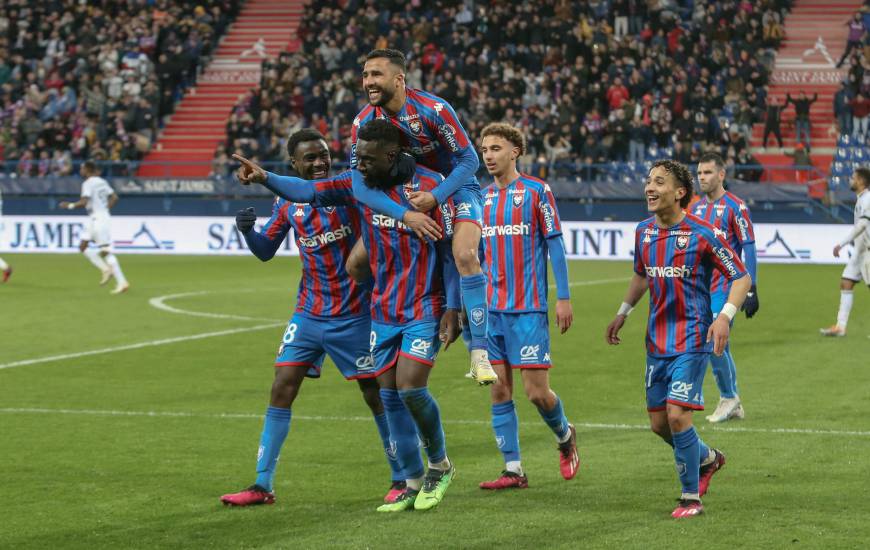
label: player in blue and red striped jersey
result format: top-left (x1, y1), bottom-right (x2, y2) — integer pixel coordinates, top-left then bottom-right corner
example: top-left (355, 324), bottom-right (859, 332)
top-left (693, 152), bottom-right (760, 423)
top-left (234, 120), bottom-right (462, 513)
top-left (219, 129), bottom-right (405, 508)
top-left (606, 160), bottom-right (752, 519)
top-left (347, 48), bottom-right (497, 387)
top-left (473, 123), bottom-right (579, 490)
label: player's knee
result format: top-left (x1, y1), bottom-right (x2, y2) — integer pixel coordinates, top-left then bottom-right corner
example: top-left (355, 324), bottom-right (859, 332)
top-left (358, 379), bottom-right (383, 413)
top-left (490, 382), bottom-right (512, 404)
top-left (453, 245), bottom-right (480, 273)
top-left (649, 419), bottom-right (670, 439)
top-left (525, 386), bottom-right (554, 410)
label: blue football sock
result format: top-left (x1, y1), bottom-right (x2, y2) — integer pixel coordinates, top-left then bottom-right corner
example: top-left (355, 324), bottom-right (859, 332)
top-left (373, 412), bottom-right (403, 482)
top-left (672, 426), bottom-right (701, 495)
top-left (460, 273), bottom-right (488, 351)
top-left (254, 406), bottom-right (292, 492)
top-left (537, 394), bottom-right (570, 441)
top-left (710, 344), bottom-right (738, 398)
top-left (698, 437), bottom-right (711, 464)
top-left (379, 388), bottom-right (424, 480)
top-left (398, 387), bottom-right (447, 465)
top-left (491, 400), bottom-right (521, 463)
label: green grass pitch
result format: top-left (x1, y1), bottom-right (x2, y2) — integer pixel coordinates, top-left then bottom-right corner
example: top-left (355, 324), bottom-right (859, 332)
top-left (1, 254), bottom-right (869, 549)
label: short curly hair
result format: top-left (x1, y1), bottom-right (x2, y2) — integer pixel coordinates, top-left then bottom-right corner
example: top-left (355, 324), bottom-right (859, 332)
top-left (357, 118), bottom-right (402, 147)
top-left (651, 159), bottom-right (694, 208)
top-left (480, 123), bottom-right (526, 156)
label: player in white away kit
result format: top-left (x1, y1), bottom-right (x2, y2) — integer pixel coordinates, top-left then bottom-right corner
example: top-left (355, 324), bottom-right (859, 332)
top-left (820, 167), bottom-right (870, 336)
top-left (0, 185), bottom-right (12, 283)
top-left (58, 161), bottom-right (130, 294)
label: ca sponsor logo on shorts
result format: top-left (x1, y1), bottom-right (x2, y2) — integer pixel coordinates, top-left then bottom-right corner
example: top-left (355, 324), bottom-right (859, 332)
top-left (519, 345), bottom-right (540, 363)
top-left (455, 202), bottom-right (472, 218)
top-left (670, 381), bottom-right (693, 401)
top-left (409, 338), bottom-right (433, 358)
top-left (356, 355), bottom-right (375, 372)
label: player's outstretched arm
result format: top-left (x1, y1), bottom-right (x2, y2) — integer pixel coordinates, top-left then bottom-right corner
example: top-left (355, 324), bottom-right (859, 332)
top-left (741, 242), bottom-right (760, 318)
top-left (351, 168), bottom-right (408, 220)
top-left (58, 198), bottom-right (87, 210)
top-left (546, 235), bottom-right (573, 334)
top-left (235, 207), bottom-right (282, 262)
top-left (707, 273), bottom-right (751, 356)
top-left (430, 145), bottom-right (479, 207)
top-left (606, 273), bottom-right (647, 345)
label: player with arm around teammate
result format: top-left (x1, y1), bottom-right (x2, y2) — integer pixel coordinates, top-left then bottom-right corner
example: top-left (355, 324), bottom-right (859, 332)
top-left (820, 167), bottom-right (870, 337)
top-left (348, 49), bottom-right (496, 387)
top-left (693, 152), bottom-right (759, 423)
top-left (606, 160), bottom-right (751, 518)
top-left (475, 123), bottom-right (580, 489)
top-left (235, 119), bottom-right (462, 513)
top-left (220, 129), bottom-right (408, 507)
top-left (58, 160), bottom-right (129, 294)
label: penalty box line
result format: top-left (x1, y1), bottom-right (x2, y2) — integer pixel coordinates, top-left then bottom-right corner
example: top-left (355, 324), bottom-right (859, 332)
top-left (1, 407), bottom-right (868, 438)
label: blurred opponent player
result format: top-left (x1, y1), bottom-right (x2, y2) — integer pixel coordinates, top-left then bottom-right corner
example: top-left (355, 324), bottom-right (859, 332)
top-left (234, 119), bottom-right (462, 512)
top-left (820, 167), bottom-right (870, 336)
top-left (606, 160), bottom-right (751, 518)
top-left (693, 152), bottom-right (759, 423)
top-left (58, 160), bottom-right (129, 294)
top-left (0, 185), bottom-right (12, 282)
top-left (220, 129), bottom-right (405, 507)
top-left (475, 123), bottom-right (579, 489)
top-left (348, 49), bottom-right (496, 386)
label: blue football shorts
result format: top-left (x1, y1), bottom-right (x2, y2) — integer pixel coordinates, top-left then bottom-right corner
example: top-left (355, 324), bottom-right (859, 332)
top-left (645, 352), bottom-right (709, 412)
top-left (451, 183), bottom-right (483, 228)
top-left (488, 311), bottom-right (552, 369)
top-left (274, 312), bottom-right (376, 379)
top-left (370, 319), bottom-right (441, 374)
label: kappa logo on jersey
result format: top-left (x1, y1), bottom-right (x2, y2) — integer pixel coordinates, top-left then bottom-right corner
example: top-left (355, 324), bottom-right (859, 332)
top-left (713, 227), bottom-right (727, 240)
top-left (297, 224), bottom-right (353, 248)
top-left (714, 246), bottom-right (739, 276)
top-left (645, 265), bottom-right (693, 278)
top-left (353, 117), bottom-right (361, 127)
top-left (714, 204), bottom-right (726, 217)
top-left (484, 197), bottom-right (493, 205)
top-left (438, 123), bottom-right (459, 152)
top-left (409, 119), bottom-right (423, 135)
top-left (294, 206), bottom-right (306, 217)
top-left (483, 223), bottom-right (530, 237)
top-left (409, 338), bottom-right (433, 358)
top-left (519, 345), bottom-right (540, 363)
top-left (470, 307), bottom-right (485, 326)
top-left (433, 102), bottom-right (444, 113)
top-left (355, 355), bottom-right (375, 371)
top-left (540, 202), bottom-right (556, 233)
top-left (676, 235), bottom-right (690, 250)
top-left (670, 381), bottom-right (693, 401)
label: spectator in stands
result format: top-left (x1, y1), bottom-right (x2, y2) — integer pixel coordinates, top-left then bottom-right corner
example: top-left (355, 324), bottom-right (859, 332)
top-left (785, 143), bottom-right (813, 183)
top-left (849, 92), bottom-right (870, 139)
top-left (785, 91), bottom-right (817, 150)
top-left (835, 81), bottom-right (855, 135)
top-left (836, 12), bottom-right (867, 68)
top-left (763, 95), bottom-right (784, 149)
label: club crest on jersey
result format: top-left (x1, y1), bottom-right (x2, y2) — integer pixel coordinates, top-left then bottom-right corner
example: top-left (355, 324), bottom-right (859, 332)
top-left (470, 307), bottom-right (485, 326)
top-left (676, 235), bottom-right (689, 250)
top-left (512, 192), bottom-right (524, 207)
top-left (409, 119), bottom-right (423, 135)
top-left (323, 206), bottom-right (335, 214)
top-left (403, 184), bottom-right (415, 199)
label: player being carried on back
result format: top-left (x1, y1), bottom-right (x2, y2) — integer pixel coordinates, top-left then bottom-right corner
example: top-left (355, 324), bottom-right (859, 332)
top-left (606, 160), bottom-right (751, 519)
top-left (234, 119), bottom-right (462, 513)
top-left (475, 123), bottom-right (580, 489)
top-left (347, 48), bottom-right (497, 387)
top-left (693, 152), bottom-right (759, 423)
top-left (220, 129), bottom-right (407, 507)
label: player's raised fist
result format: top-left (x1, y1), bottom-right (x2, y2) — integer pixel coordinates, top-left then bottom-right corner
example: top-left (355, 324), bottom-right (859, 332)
top-left (233, 154), bottom-right (267, 185)
top-left (235, 207), bottom-right (257, 234)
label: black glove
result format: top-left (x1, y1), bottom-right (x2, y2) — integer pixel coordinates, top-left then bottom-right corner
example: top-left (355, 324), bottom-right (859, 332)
top-left (741, 284), bottom-right (759, 319)
top-left (235, 207), bottom-right (257, 234)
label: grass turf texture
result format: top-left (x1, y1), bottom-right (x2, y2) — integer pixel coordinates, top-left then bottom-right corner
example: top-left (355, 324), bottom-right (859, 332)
top-left (1, 253), bottom-right (869, 549)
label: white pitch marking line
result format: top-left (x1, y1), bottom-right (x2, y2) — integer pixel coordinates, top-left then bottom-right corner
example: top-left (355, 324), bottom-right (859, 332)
top-left (0, 323), bottom-right (284, 370)
top-left (1, 407), bottom-right (868, 437)
top-left (148, 291), bottom-right (282, 322)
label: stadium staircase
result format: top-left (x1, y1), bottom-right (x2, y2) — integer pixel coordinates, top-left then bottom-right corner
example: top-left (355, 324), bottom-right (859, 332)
top-left (138, 0), bottom-right (304, 178)
top-left (750, 0), bottom-right (861, 186)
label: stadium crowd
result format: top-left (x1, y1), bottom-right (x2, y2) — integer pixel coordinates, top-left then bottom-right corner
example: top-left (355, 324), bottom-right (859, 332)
top-left (216, 0), bottom-right (794, 182)
top-left (0, 0), bottom-right (239, 177)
